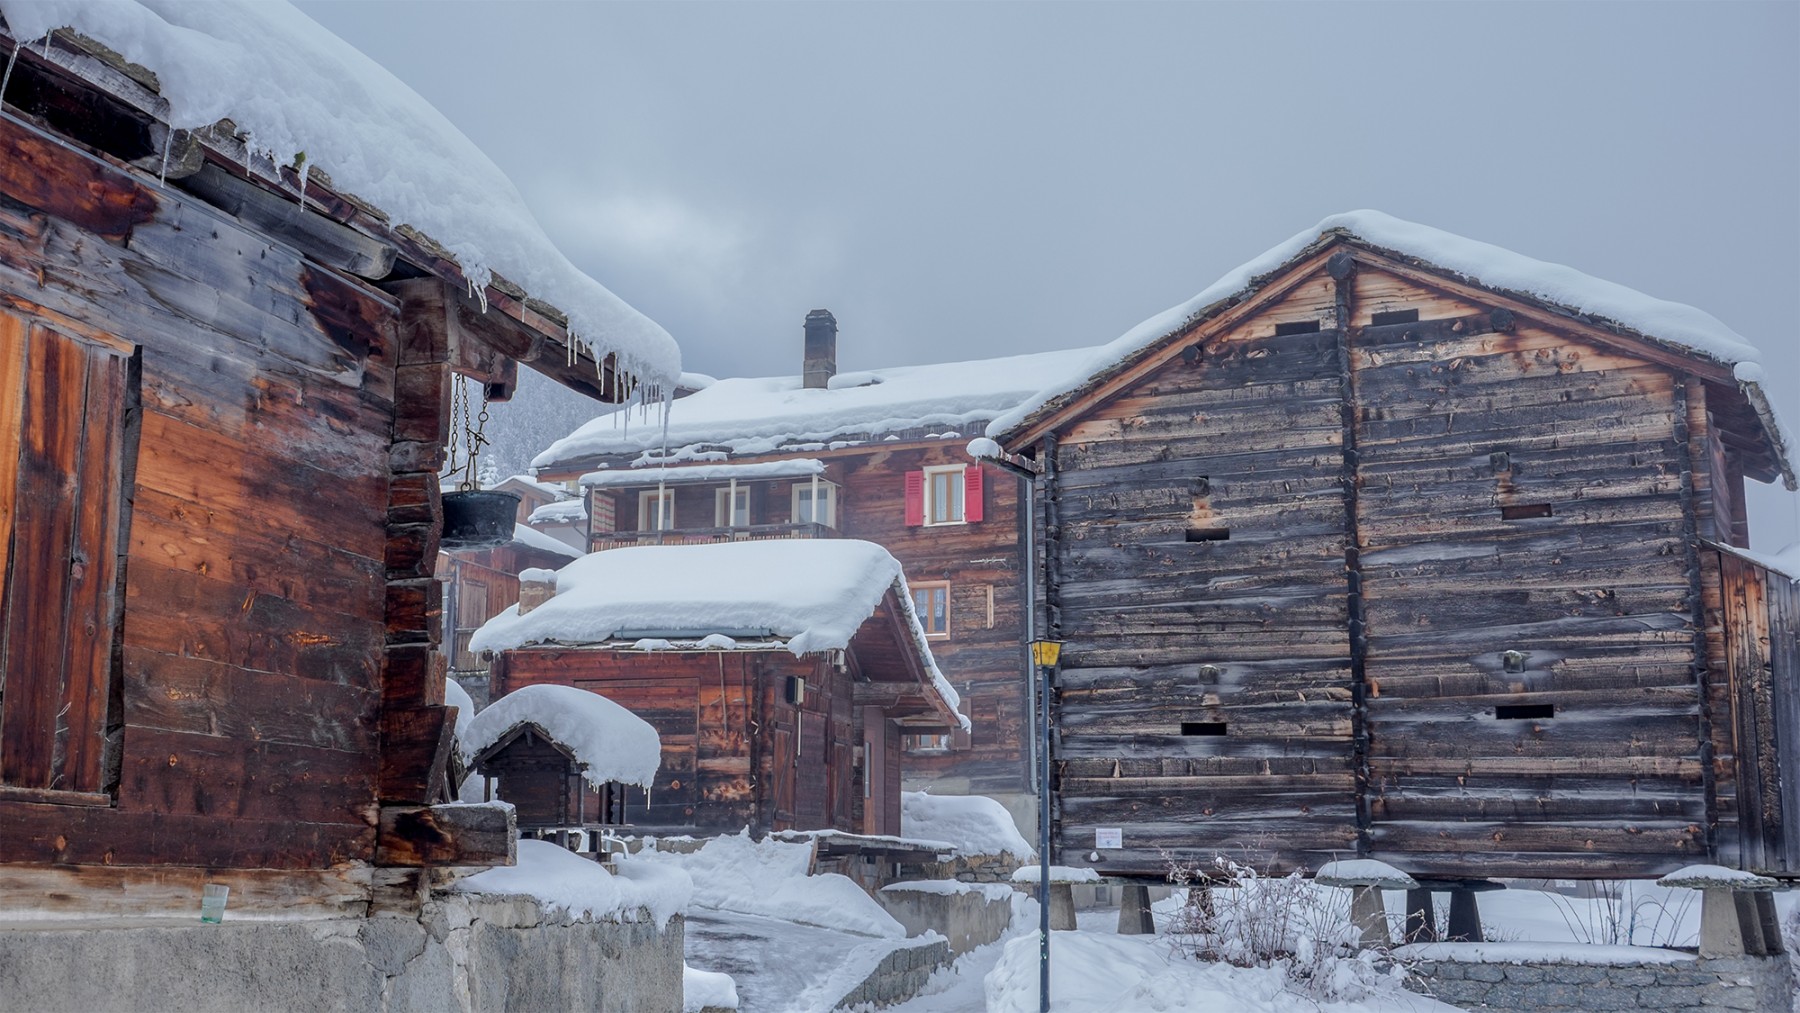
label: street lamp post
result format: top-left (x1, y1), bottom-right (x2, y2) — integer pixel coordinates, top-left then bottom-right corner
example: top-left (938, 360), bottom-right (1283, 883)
top-left (1028, 638), bottom-right (1062, 1013)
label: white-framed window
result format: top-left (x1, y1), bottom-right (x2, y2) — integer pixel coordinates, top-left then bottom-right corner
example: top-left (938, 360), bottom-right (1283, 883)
top-left (792, 480), bottom-right (838, 528)
top-left (715, 486), bottom-right (750, 528)
top-left (637, 489), bottom-right (674, 531)
top-left (911, 581), bottom-right (950, 637)
top-left (923, 465), bottom-right (964, 526)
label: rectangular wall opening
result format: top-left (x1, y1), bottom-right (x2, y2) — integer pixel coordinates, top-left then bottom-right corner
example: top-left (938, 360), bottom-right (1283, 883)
top-left (1371, 309), bottom-right (1420, 325)
top-left (1274, 320), bottom-right (1322, 336)
top-left (1495, 704), bottom-right (1554, 720)
top-left (1500, 503), bottom-right (1553, 520)
top-left (1181, 722), bottom-right (1228, 736)
top-left (1185, 528), bottom-right (1230, 542)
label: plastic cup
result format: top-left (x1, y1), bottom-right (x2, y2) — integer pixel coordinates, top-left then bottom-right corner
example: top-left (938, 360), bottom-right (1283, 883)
top-left (200, 883), bottom-right (229, 924)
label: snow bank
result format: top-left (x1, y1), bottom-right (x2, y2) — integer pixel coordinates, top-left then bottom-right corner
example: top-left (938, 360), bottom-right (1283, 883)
top-left (454, 838), bottom-right (690, 928)
top-left (0, 1), bottom-right (680, 390)
top-left (581, 458), bottom-right (826, 488)
top-left (682, 964), bottom-right (739, 1012)
top-left (988, 210), bottom-right (1781, 454)
top-left (461, 684), bottom-right (660, 789)
top-left (468, 540), bottom-right (966, 729)
top-left (901, 791), bottom-right (1033, 861)
top-left (634, 830), bottom-right (906, 938)
top-left (534, 346), bottom-right (1093, 469)
top-left (982, 931), bottom-right (1445, 1013)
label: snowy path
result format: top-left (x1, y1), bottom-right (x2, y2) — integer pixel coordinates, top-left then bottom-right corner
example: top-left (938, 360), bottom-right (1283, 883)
top-left (684, 908), bottom-right (910, 1013)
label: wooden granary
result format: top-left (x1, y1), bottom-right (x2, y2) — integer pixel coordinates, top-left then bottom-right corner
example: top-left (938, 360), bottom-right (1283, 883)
top-left (0, 10), bottom-right (675, 915)
top-left (991, 212), bottom-right (1799, 882)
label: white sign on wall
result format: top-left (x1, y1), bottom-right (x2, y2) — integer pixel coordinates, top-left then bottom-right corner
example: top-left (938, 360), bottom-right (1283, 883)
top-left (1095, 827), bottom-right (1122, 849)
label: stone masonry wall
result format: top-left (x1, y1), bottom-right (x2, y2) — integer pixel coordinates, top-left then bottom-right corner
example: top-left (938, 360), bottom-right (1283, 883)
top-left (832, 936), bottom-right (952, 1010)
top-left (0, 894), bottom-right (683, 1013)
top-left (1405, 953), bottom-right (1792, 1013)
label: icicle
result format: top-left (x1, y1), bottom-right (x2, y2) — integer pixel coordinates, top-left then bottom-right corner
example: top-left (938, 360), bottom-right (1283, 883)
top-left (157, 131), bottom-right (175, 187)
top-left (297, 165), bottom-right (307, 205)
top-left (41, 33), bottom-right (52, 58)
top-left (1, 45), bottom-right (20, 110)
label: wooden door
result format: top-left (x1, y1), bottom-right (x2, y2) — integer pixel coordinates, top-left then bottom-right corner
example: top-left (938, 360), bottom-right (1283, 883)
top-left (0, 314), bottom-right (135, 794)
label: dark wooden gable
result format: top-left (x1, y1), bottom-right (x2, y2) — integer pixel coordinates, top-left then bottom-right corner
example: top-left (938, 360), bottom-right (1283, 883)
top-left (1019, 241), bottom-right (1788, 880)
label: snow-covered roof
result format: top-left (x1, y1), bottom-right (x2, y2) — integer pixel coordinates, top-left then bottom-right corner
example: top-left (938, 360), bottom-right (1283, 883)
top-left (580, 459), bottom-right (826, 489)
top-left (527, 499), bottom-right (587, 525)
top-left (508, 523), bottom-right (580, 560)
top-left (496, 475), bottom-right (571, 501)
top-left (468, 539), bottom-right (967, 730)
top-left (533, 346), bottom-right (1094, 471)
top-left (0, 1), bottom-right (681, 390)
top-left (1710, 541), bottom-right (1800, 584)
top-left (462, 683), bottom-right (661, 790)
top-left (988, 210), bottom-right (1794, 486)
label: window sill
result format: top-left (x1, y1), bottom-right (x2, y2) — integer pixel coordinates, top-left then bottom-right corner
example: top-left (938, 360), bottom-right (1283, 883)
top-left (922, 519), bottom-right (968, 528)
top-left (0, 785), bottom-right (112, 807)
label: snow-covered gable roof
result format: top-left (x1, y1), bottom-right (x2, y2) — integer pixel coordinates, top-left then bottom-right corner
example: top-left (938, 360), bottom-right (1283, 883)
top-left (469, 539), bottom-right (967, 730)
top-left (0, 1), bottom-right (680, 391)
top-left (533, 346), bottom-right (1094, 472)
top-left (988, 210), bottom-right (1794, 487)
top-left (495, 474), bottom-right (571, 502)
top-left (463, 683), bottom-right (661, 790)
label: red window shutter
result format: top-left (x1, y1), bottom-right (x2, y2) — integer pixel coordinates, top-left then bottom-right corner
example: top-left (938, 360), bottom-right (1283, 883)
top-left (904, 470), bottom-right (924, 526)
top-left (964, 465), bottom-right (984, 523)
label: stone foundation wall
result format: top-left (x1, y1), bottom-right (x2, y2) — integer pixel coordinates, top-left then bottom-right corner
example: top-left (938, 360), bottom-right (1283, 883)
top-left (878, 882), bottom-right (1017, 955)
top-left (1406, 953), bottom-right (1793, 1013)
top-left (0, 894), bottom-right (683, 1013)
top-left (831, 937), bottom-right (952, 1010)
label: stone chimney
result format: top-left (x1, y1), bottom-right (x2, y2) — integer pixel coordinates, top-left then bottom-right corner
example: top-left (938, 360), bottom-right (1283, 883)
top-left (803, 309), bottom-right (837, 389)
top-left (517, 568), bottom-right (556, 616)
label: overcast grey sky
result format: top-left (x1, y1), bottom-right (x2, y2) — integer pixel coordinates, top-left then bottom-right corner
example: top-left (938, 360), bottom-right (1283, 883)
top-left (297, 1), bottom-right (1800, 549)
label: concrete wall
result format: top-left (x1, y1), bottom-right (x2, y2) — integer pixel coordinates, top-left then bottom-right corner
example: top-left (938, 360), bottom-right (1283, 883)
top-left (831, 937), bottom-right (951, 1010)
top-left (0, 894), bottom-right (683, 1012)
top-left (879, 882), bottom-right (1017, 955)
top-left (1406, 953), bottom-right (1793, 1013)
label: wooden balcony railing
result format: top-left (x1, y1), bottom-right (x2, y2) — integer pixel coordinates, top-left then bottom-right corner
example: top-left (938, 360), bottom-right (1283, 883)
top-left (589, 522), bottom-right (833, 551)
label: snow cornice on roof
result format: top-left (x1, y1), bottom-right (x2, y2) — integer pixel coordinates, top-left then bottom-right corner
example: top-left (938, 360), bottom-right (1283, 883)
top-left (0, 2), bottom-right (681, 399)
top-left (988, 211), bottom-right (1794, 490)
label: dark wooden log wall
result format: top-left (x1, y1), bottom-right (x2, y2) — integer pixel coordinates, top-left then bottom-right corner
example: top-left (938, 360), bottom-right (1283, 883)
top-left (1716, 551), bottom-right (1800, 875)
top-left (1043, 255), bottom-right (1761, 880)
top-left (841, 444), bottom-right (1029, 797)
top-left (0, 113), bottom-right (397, 873)
top-left (558, 441), bottom-right (1033, 803)
top-left (494, 648), bottom-right (882, 835)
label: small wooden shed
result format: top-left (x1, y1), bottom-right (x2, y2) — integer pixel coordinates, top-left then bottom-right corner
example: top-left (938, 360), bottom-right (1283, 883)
top-left (0, 9), bottom-right (676, 915)
top-left (473, 539), bottom-right (967, 837)
top-left (461, 683), bottom-right (662, 837)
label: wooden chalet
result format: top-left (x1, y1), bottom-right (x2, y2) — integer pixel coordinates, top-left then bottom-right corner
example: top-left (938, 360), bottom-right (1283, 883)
top-left (990, 211), bottom-right (1799, 882)
top-left (472, 539), bottom-right (965, 837)
top-left (0, 13), bottom-right (676, 916)
top-left (530, 311), bottom-right (1093, 824)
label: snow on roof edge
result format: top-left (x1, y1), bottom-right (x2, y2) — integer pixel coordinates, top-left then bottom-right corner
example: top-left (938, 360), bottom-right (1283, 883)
top-left (0, 2), bottom-right (682, 393)
top-left (986, 210), bottom-right (1793, 483)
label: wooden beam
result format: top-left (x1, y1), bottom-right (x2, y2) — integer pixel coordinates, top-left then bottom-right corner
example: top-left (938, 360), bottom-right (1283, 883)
top-left (375, 802), bottom-right (516, 867)
top-left (177, 164), bottom-right (397, 279)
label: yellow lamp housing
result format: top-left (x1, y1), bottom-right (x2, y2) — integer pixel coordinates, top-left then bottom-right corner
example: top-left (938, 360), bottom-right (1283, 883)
top-left (1029, 639), bottom-right (1064, 668)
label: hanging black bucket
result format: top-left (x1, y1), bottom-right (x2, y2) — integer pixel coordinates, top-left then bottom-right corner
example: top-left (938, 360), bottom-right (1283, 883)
top-left (441, 490), bottom-right (520, 550)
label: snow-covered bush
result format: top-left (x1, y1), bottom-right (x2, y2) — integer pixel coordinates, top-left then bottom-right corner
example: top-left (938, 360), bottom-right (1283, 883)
top-left (1162, 853), bottom-right (1411, 1002)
